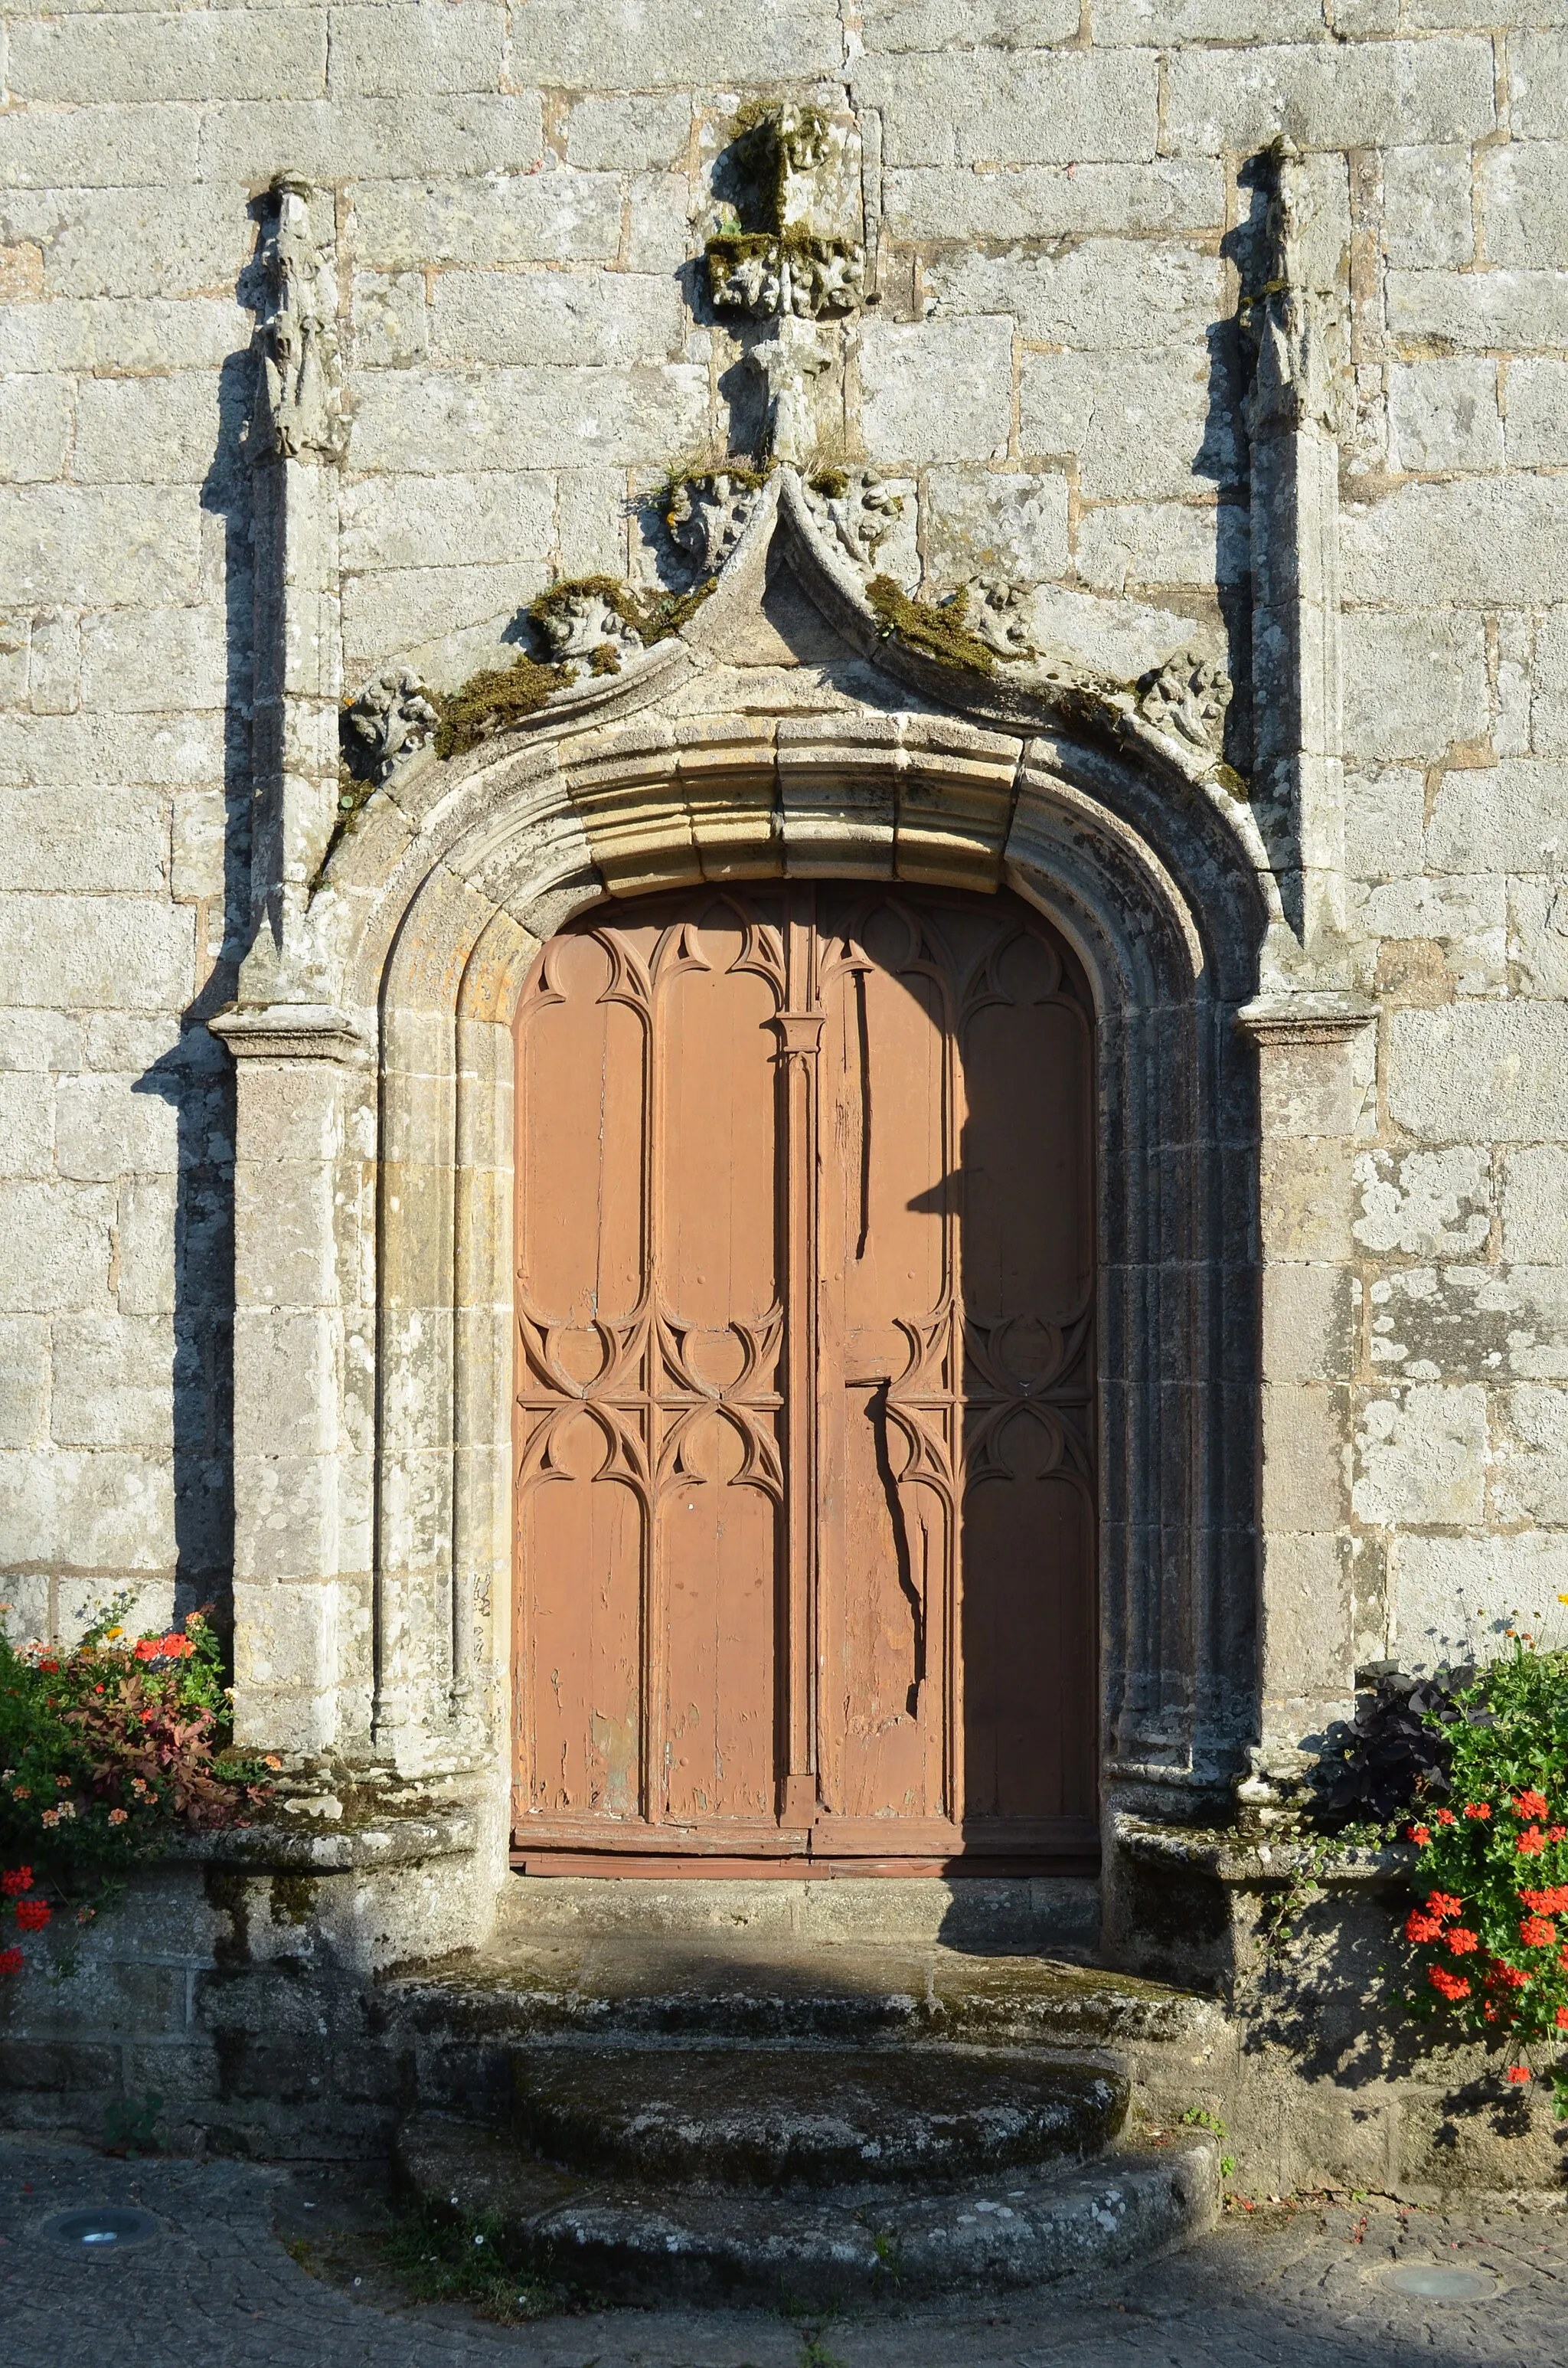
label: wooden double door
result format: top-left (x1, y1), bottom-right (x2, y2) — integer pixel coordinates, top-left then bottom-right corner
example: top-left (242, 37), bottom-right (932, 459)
top-left (511, 881), bottom-right (1097, 1866)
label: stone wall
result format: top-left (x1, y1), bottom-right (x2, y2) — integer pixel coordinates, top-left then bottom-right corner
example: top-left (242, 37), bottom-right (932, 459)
top-left (2, 5), bottom-right (1567, 1791)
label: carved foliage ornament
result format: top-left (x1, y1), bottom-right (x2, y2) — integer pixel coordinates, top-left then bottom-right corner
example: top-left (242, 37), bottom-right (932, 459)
top-left (254, 175), bottom-right (349, 463)
top-left (666, 470), bottom-right (767, 575)
top-left (1138, 649), bottom-right (1233, 754)
top-left (345, 668), bottom-right (439, 781)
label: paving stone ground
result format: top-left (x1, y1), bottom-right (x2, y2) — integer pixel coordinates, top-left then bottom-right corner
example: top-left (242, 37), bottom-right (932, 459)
top-left (1, 2131), bottom-right (1565, 2368)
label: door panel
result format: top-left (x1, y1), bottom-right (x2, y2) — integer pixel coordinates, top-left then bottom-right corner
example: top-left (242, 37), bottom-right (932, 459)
top-left (512, 882), bottom-right (1097, 1862)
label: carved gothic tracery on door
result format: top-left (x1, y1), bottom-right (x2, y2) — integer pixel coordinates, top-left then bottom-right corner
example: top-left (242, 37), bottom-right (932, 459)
top-left (511, 884), bottom-right (1096, 1863)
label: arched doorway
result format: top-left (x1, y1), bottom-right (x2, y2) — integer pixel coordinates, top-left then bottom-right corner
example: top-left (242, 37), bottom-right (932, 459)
top-left (510, 879), bottom-right (1097, 1868)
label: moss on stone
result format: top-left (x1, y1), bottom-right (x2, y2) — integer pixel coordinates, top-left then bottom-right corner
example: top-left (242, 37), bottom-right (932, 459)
top-left (634, 577), bottom-right (716, 644)
top-left (866, 575), bottom-right (998, 677)
top-left (433, 652), bottom-right (574, 760)
top-left (808, 466), bottom-right (851, 500)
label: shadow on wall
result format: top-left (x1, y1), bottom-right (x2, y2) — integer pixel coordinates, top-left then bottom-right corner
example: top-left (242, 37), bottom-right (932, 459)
top-left (127, 229), bottom-right (268, 1638)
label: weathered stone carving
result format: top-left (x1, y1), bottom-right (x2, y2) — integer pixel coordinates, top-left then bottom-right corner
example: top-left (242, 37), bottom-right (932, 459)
top-left (803, 469), bottom-right (910, 571)
top-left (964, 574), bottom-right (1036, 660)
top-left (705, 105), bottom-right (866, 325)
top-left (1138, 649), bottom-right (1233, 754)
top-left (254, 174), bottom-right (349, 463)
top-left (344, 668), bottom-right (439, 781)
top-left (531, 587), bottom-right (644, 666)
top-left (745, 319), bottom-right (832, 466)
top-left (665, 471), bottom-right (766, 574)
top-left (706, 103), bottom-right (867, 463)
top-left (1241, 138), bottom-right (1344, 440)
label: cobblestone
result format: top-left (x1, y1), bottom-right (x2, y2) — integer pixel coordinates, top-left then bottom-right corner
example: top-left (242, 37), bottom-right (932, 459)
top-left (2, 2135), bottom-right (1566, 2368)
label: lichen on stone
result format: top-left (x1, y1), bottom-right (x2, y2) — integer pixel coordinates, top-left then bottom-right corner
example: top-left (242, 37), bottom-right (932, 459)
top-left (866, 575), bottom-right (998, 677)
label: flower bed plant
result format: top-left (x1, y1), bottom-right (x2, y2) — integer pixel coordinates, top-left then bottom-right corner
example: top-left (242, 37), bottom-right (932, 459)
top-left (1, 1599), bottom-right (274, 1977)
top-left (1393, 1640), bottom-right (1568, 2108)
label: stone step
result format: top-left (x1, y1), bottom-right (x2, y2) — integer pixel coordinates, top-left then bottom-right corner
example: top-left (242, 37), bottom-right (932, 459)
top-left (395, 2106), bottom-right (1220, 2304)
top-left (511, 2043), bottom-right (1125, 2190)
top-left (386, 1937), bottom-right (1216, 2059)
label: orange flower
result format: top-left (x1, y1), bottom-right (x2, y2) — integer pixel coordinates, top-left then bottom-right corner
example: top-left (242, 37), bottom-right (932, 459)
top-left (1436, 1808), bottom-right (1457, 1826)
top-left (106, 1807), bottom-right (128, 1827)
top-left (1513, 1791), bottom-right (1551, 1820)
top-left (1520, 1915), bottom-right (1557, 1947)
top-left (1557, 2007), bottom-right (1568, 2030)
top-left (1464, 1803), bottom-right (1492, 1820)
top-left (1408, 1823), bottom-right (1432, 1846)
top-left (1507, 2065), bottom-right (1532, 2084)
top-left (1517, 1825), bottom-right (1548, 1857)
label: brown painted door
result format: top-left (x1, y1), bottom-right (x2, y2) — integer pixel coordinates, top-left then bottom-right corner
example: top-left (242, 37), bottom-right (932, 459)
top-left (511, 884), bottom-right (1096, 1863)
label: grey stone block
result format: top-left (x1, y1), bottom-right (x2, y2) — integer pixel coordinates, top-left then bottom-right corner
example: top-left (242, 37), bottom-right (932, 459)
top-left (1386, 358), bottom-right (1502, 473)
top-left (1390, 1002), bottom-right (1568, 1140)
top-left (922, 466), bottom-right (1070, 584)
top-left (338, 470), bottom-right (554, 574)
top-left (1340, 607), bottom-right (1490, 765)
top-left (0, 787), bottom-right (168, 895)
top-left (1341, 478), bottom-right (1568, 606)
top-left (0, 484), bottom-right (203, 607)
top-left (72, 372), bottom-right (219, 486)
top-left (351, 362), bottom-right (708, 474)
top-left (1019, 345), bottom-right (1240, 499)
top-left (327, 2), bottom-right (504, 98)
top-left (1381, 145), bottom-right (1477, 269)
top-left (926, 237), bottom-right (1223, 348)
top-left (0, 183), bottom-right (247, 301)
top-left (430, 270), bottom-right (685, 368)
top-left (882, 159), bottom-right (1226, 240)
top-left (858, 50), bottom-right (1161, 167)
top-left (1503, 358), bottom-right (1568, 467)
top-left (0, 894), bottom-right (194, 1014)
top-left (1162, 38), bottom-right (1496, 152)
top-left (566, 91), bottom-right (693, 170)
top-left (0, 375), bottom-right (71, 482)
top-left (8, 11), bottom-right (327, 106)
top-left (1510, 29), bottom-right (1568, 139)
top-left (1389, 267), bottom-right (1568, 350)
top-left (354, 170), bottom-right (620, 268)
top-left (504, 1), bottom-right (843, 83)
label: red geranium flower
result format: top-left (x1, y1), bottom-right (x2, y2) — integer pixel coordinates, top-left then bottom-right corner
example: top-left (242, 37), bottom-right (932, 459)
top-left (0, 1867), bottom-right (32, 1896)
top-left (1517, 1825), bottom-right (1547, 1856)
top-left (1507, 2066), bottom-right (1532, 2084)
top-left (1520, 1915), bottom-right (1557, 1948)
top-left (0, 1947), bottom-right (22, 1975)
top-left (1429, 1966), bottom-right (1472, 2000)
top-left (1427, 1893), bottom-right (1463, 1921)
top-left (1445, 1928), bottom-right (1479, 1955)
top-left (1408, 1823), bottom-right (1431, 1846)
top-left (1436, 1808), bottom-right (1457, 1826)
top-left (1464, 1803), bottom-right (1492, 1820)
top-left (13, 1900), bottom-right (49, 1931)
top-left (1513, 1791), bottom-right (1551, 1820)
top-left (1405, 1911), bottom-right (1442, 1944)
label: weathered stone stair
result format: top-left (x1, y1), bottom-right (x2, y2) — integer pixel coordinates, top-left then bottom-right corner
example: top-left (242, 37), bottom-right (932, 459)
top-left (382, 1878), bottom-right (1224, 2302)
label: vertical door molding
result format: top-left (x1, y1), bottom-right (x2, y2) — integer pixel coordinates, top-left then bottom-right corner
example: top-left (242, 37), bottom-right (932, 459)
top-left (208, 1003), bottom-right (375, 1755)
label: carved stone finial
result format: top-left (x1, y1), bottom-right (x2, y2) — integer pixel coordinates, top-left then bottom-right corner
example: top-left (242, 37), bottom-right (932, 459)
top-left (1242, 139), bottom-right (1342, 437)
top-left (666, 471), bottom-right (765, 574)
top-left (256, 174), bottom-right (349, 462)
top-left (1138, 649), bottom-right (1233, 754)
top-left (344, 668), bottom-right (438, 781)
top-left (704, 104), bottom-right (866, 325)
